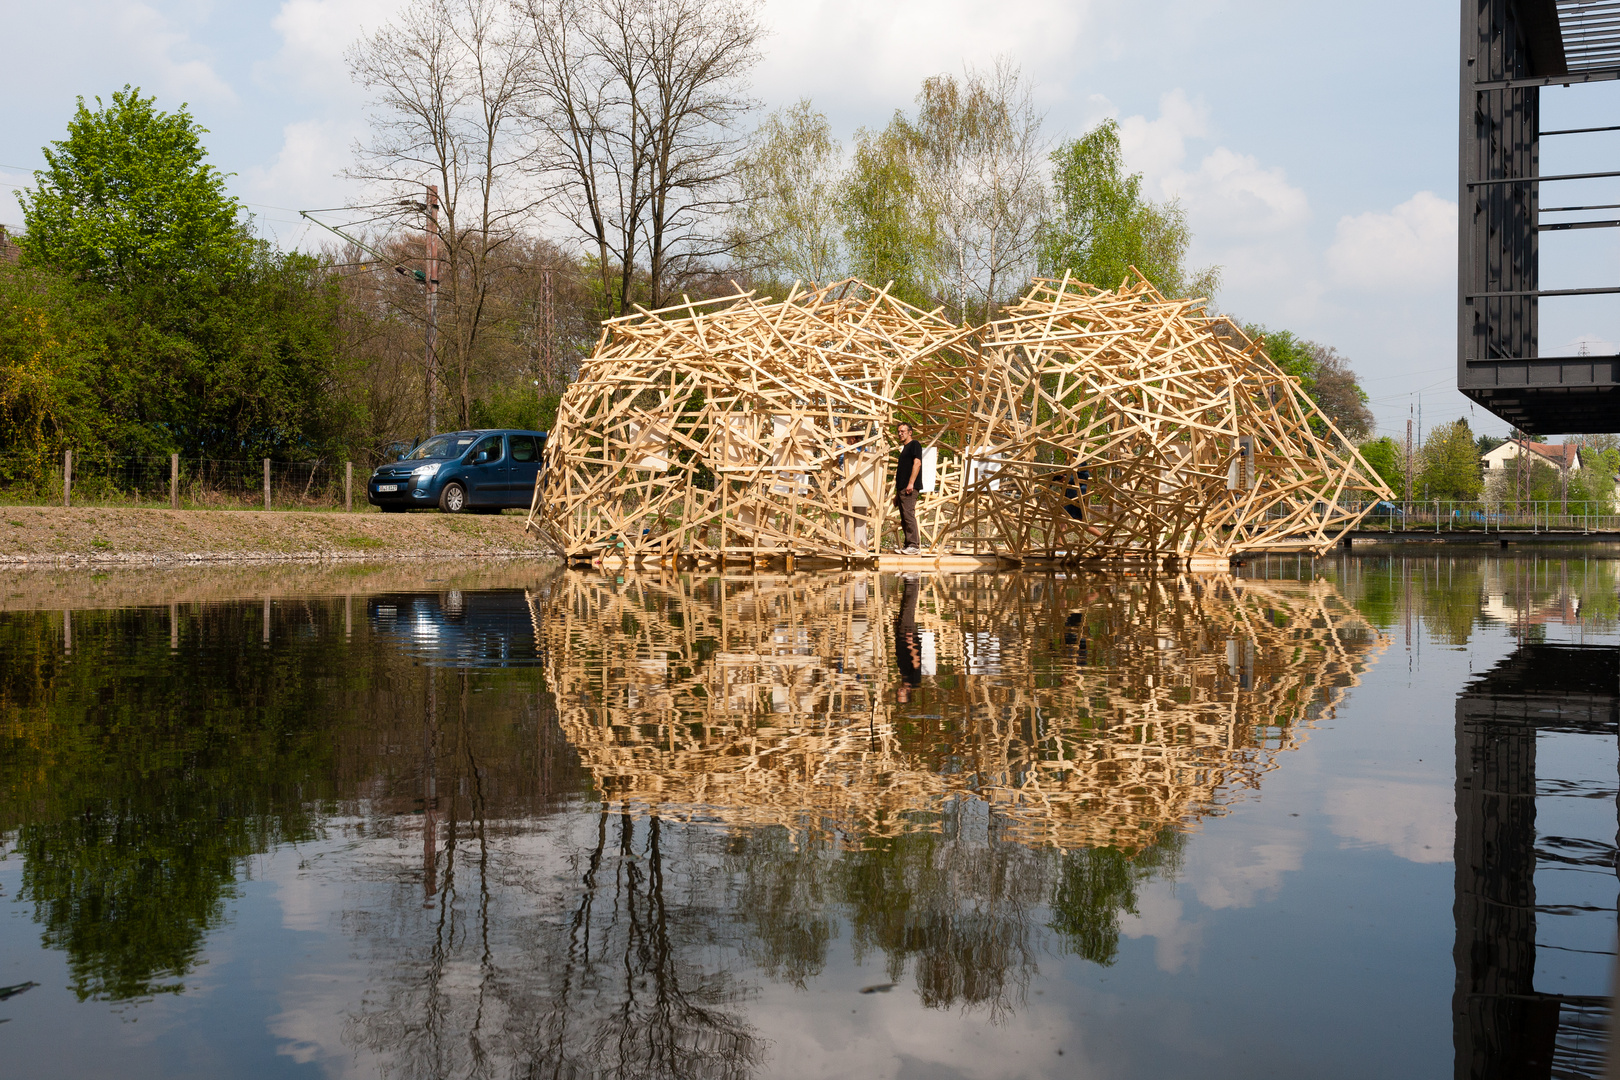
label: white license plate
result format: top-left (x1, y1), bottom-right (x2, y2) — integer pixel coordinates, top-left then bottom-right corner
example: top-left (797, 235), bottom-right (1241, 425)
top-left (377, 484), bottom-right (399, 492)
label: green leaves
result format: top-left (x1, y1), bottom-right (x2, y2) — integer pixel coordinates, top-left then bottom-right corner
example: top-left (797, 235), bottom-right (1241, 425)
top-left (2, 92), bottom-right (351, 469)
top-left (1418, 419), bottom-right (1484, 501)
top-left (18, 87), bottom-right (246, 293)
top-left (1041, 119), bottom-right (1216, 300)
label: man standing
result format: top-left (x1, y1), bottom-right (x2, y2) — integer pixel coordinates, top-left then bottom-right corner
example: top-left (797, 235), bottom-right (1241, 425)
top-left (893, 422), bottom-right (922, 554)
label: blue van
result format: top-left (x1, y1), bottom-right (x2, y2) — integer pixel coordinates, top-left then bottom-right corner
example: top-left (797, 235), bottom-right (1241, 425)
top-left (367, 429), bottom-right (547, 513)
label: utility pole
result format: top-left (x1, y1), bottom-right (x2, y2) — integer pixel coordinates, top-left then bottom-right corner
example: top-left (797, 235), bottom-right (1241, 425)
top-left (538, 266), bottom-right (555, 409)
top-left (424, 184), bottom-right (440, 440)
top-left (1404, 418), bottom-right (1413, 518)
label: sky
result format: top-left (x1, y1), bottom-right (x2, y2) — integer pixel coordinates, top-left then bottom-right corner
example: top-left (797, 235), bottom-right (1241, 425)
top-left (4, 0), bottom-right (1619, 442)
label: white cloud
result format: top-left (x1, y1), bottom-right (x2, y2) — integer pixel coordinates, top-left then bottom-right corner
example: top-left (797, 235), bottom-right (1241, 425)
top-left (241, 119), bottom-right (352, 211)
top-left (1182, 824), bottom-right (1305, 910)
top-left (1109, 91), bottom-right (1308, 238)
top-left (1119, 884), bottom-right (1205, 973)
top-left (263, 0), bottom-right (398, 100)
top-left (752, 0), bottom-right (1096, 121)
top-left (1165, 146), bottom-right (1310, 236)
top-left (109, 2), bottom-right (238, 105)
top-left (1115, 89), bottom-right (1209, 180)
top-left (1326, 191), bottom-right (1455, 292)
top-left (1323, 779), bottom-right (1452, 864)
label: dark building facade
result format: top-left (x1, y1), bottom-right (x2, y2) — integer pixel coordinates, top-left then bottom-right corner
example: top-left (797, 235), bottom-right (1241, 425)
top-left (1459, 1), bottom-right (1620, 433)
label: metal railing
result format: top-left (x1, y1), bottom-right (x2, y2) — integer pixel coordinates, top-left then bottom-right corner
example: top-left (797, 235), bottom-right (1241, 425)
top-left (1340, 499), bottom-right (1620, 534)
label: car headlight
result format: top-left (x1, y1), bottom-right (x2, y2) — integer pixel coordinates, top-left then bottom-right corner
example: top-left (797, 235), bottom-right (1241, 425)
top-left (411, 463), bottom-right (441, 479)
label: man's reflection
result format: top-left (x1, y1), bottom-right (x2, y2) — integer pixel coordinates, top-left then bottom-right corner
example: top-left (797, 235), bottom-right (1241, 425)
top-left (1064, 611), bottom-right (1087, 666)
top-left (895, 574), bottom-right (922, 701)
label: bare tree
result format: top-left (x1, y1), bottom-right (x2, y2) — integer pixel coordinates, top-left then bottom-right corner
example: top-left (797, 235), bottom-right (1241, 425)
top-left (731, 99), bottom-right (845, 286)
top-left (348, 0), bottom-right (535, 430)
top-left (519, 0), bottom-right (765, 315)
top-left (906, 60), bottom-right (1047, 324)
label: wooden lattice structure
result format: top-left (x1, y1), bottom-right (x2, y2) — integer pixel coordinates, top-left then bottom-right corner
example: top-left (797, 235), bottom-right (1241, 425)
top-left (526, 281), bottom-right (972, 561)
top-left (535, 570), bottom-right (1386, 850)
top-left (904, 273), bottom-right (1392, 561)
top-left (528, 273), bottom-right (1391, 565)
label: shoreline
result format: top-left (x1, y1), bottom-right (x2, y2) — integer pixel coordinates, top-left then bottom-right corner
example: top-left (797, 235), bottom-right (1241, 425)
top-left (0, 505), bottom-right (556, 565)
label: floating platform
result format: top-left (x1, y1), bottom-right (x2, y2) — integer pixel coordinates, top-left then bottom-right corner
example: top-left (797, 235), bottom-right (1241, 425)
top-left (571, 548), bottom-right (1240, 575)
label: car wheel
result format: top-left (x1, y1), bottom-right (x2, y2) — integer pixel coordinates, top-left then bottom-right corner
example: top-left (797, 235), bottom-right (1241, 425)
top-left (439, 482), bottom-right (468, 513)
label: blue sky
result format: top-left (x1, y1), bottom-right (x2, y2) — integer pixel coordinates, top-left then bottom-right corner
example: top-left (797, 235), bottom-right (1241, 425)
top-left (5, 0), bottom-right (1617, 440)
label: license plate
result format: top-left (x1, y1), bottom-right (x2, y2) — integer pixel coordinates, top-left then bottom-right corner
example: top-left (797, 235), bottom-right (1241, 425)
top-left (377, 484), bottom-right (399, 492)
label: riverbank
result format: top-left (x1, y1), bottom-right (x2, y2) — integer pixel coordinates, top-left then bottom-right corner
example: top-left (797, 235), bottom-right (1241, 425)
top-left (0, 506), bottom-right (553, 565)
top-left (0, 559), bottom-right (562, 610)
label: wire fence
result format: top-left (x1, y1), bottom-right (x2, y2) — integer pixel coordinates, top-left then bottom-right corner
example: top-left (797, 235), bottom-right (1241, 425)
top-left (1341, 499), bottom-right (1620, 533)
top-left (4, 454), bottom-right (364, 511)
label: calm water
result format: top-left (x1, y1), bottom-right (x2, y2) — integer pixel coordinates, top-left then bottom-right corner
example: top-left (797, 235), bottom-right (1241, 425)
top-left (0, 551), bottom-right (1615, 1079)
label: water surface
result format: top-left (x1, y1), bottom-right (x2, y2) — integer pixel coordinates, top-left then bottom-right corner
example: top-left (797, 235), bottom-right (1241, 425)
top-left (0, 552), bottom-right (1614, 1078)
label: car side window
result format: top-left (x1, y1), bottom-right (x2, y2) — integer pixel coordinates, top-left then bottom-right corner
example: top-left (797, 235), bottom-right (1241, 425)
top-left (510, 436), bottom-right (538, 463)
top-left (470, 434), bottom-right (503, 463)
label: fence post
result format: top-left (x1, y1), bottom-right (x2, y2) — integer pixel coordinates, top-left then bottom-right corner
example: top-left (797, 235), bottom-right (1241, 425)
top-left (263, 458), bottom-right (271, 511)
top-left (62, 449), bottom-right (71, 507)
top-left (345, 461), bottom-right (353, 512)
top-left (170, 453), bottom-right (179, 510)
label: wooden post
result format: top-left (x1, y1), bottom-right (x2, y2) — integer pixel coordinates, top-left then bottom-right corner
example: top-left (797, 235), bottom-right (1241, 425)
top-left (169, 603), bottom-right (179, 651)
top-left (170, 453), bottom-right (180, 510)
top-left (263, 597), bottom-right (271, 644)
top-left (263, 458), bottom-right (271, 511)
top-left (62, 449), bottom-right (71, 507)
top-left (345, 461), bottom-right (353, 512)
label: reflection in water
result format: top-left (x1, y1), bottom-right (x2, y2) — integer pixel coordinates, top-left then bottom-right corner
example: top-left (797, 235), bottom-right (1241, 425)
top-left (1454, 644), bottom-right (1619, 1079)
top-left (0, 566), bottom-right (1404, 1078)
top-left (542, 571), bottom-right (1387, 851)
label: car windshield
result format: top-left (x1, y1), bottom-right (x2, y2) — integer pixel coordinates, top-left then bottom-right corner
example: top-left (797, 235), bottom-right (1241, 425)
top-left (404, 434), bottom-right (477, 461)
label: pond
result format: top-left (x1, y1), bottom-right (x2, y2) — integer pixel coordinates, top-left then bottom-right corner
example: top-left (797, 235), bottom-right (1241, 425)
top-left (0, 550), bottom-right (1614, 1079)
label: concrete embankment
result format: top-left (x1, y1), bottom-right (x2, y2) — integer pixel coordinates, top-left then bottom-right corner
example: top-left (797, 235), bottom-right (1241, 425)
top-left (0, 506), bottom-right (555, 566)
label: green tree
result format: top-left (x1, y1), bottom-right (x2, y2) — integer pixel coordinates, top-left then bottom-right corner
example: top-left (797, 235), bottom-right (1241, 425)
top-left (1417, 419), bottom-right (1483, 500)
top-left (18, 87), bottom-right (246, 292)
top-left (1242, 324), bottom-right (1373, 440)
top-left (1357, 436), bottom-right (1404, 496)
top-left (840, 122), bottom-right (939, 308)
top-left (1041, 119), bottom-right (1218, 298)
top-left (2, 90), bottom-right (354, 469)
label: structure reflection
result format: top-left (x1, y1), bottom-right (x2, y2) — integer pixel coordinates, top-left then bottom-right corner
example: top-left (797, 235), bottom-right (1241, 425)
top-left (541, 570), bottom-right (1387, 851)
top-left (1454, 644), bottom-right (1619, 1079)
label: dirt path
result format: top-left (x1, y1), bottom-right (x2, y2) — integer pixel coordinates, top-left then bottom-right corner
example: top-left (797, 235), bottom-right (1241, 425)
top-left (0, 506), bottom-right (554, 565)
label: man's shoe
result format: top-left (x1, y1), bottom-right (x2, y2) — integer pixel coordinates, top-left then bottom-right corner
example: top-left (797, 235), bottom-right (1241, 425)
top-left (902, 546), bottom-right (920, 555)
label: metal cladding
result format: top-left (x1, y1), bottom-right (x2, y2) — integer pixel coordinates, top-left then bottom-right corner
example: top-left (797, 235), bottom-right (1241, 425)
top-left (1458, 0), bottom-right (1620, 433)
top-left (527, 273), bottom-right (1392, 564)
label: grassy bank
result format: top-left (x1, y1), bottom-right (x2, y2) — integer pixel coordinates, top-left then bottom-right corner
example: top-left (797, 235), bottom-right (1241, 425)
top-left (0, 506), bottom-right (554, 565)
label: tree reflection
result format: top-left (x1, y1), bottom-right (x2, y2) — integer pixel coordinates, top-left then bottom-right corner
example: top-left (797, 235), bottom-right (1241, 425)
top-left (0, 606), bottom-right (330, 999)
top-left (0, 595), bottom-right (575, 1003)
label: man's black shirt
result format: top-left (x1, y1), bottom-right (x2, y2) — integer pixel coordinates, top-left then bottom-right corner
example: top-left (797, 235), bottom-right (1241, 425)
top-left (895, 439), bottom-right (922, 495)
